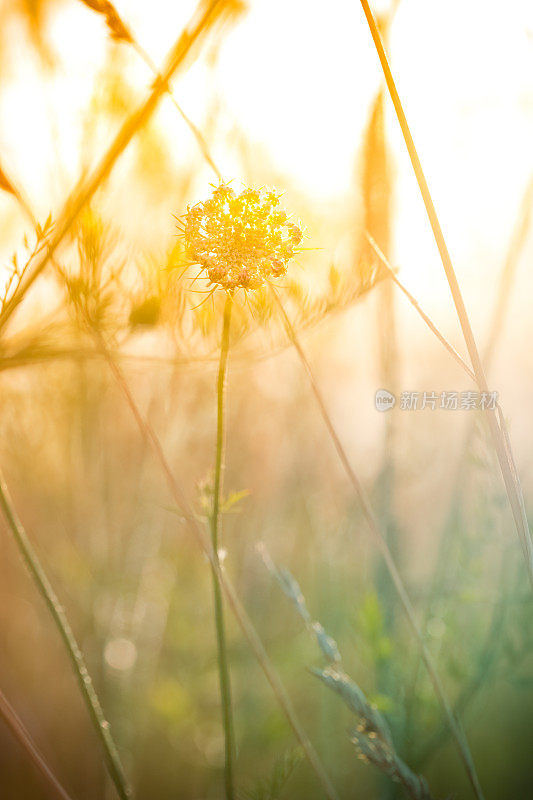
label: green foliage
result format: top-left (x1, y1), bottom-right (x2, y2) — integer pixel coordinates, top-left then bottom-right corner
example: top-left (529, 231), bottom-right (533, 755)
top-left (237, 748), bottom-right (303, 800)
top-left (263, 552), bottom-right (435, 800)
top-left (358, 591), bottom-right (393, 664)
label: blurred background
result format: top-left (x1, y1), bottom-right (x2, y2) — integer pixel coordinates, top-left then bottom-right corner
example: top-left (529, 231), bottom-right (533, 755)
top-left (0, 0), bottom-right (532, 798)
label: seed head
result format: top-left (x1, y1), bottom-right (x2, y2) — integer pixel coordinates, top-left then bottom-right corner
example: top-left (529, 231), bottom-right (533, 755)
top-left (181, 184), bottom-right (302, 291)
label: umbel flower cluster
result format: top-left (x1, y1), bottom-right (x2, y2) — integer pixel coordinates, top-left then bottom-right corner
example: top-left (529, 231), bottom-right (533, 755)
top-left (181, 184), bottom-right (303, 291)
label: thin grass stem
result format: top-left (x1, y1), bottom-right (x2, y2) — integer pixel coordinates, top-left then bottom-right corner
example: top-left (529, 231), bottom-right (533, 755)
top-left (0, 0), bottom-right (229, 335)
top-left (211, 294), bottom-right (236, 799)
top-left (0, 689), bottom-right (74, 800)
top-left (366, 230), bottom-right (530, 760)
top-left (365, 233), bottom-right (475, 382)
top-left (0, 474), bottom-right (131, 800)
top-left (90, 329), bottom-right (340, 800)
top-left (130, 41), bottom-right (223, 182)
top-left (270, 285), bottom-right (485, 800)
top-left (358, 0), bottom-right (533, 590)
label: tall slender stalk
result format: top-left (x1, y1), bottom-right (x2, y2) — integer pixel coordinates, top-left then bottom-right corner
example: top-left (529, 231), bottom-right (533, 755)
top-left (91, 331), bottom-right (340, 800)
top-left (0, 474), bottom-right (131, 800)
top-left (384, 172), bottom-right (533, 746)
top-left (360, 24), bottom-right (398, 784)
top-left (337, 234), bottom-right (532, 785)
top-left (0, 145), bottom-right (338, 796)
top-left (211, 294), bottom-right (236, 799)
top-left (365, 234), bottom-right (474, 381)
top-left (77, 0), bottom-right (225, 181)
top-left (358, 0), bottom-right (533, 587)
top-left (271, 286), bottom-right (485, 800)
top-left (366, 232), bottom-right (529, 758)
top-left (0, 689), bottom-right (74, 800)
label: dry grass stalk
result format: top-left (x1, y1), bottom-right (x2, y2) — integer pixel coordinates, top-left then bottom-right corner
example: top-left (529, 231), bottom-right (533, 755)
top-left (365, 234), bottom-right (475, 381)
top-left (0, 474), bottom-right (132, 799)
top-left (0, 163), bottom-right (17, 196)
top-left (358, 0), bottom-right (533, 596)
top-left (0, 0), bottom-right (232, 335)
top-left (271, 284), bottom-right (483, 800)
top-left (0, 689), bottom-right (74, 800)
top-left (78, 0), bottom-right (233, 180)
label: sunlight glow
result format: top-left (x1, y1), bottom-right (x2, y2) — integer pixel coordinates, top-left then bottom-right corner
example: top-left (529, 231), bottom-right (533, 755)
top-left (1, 0), bottom-right (532, 305)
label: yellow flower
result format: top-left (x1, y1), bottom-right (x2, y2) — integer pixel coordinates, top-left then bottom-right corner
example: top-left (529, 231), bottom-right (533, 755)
top-left (181, 184), bottom-right (302, 292)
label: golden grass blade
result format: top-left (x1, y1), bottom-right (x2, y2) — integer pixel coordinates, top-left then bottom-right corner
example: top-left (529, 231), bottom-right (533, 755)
top-left (366, 235), bottom-right (528, 514)
top-left (365, 233), bottom-right (475, 382)
top-left (358, 0), bottom-right (533, 592)
top-left (77, 0), bottom-right (225, 180)
top-left (0, 160), bottom-right (39, 227)
top-left (130, 41), bottom-right (224, 182)
top-left (0, 0), bottom-right (231, 335)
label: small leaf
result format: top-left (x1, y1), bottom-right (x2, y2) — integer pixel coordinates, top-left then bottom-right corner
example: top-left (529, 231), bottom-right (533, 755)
top-left (221, 488), bottom-right (250, 513)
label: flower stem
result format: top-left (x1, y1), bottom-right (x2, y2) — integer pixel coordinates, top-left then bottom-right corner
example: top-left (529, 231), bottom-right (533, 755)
top-left (211, 293), bottom-right (236, 800)
top-left (0, 472), bottom-right (131, 800)
top-left (92, 330), bottom-right (339, 800)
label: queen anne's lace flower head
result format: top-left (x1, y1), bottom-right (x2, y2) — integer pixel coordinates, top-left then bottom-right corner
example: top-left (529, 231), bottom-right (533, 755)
top-left (182, 184), bottom-right (303, 291)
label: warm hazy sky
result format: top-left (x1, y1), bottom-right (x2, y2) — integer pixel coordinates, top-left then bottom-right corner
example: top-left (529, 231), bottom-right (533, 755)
top-left (1, 0), bottom-right (532, 316)
top-left (1, 0), bottom-right (533, 466)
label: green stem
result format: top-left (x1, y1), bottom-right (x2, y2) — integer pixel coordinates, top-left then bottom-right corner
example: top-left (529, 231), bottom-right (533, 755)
top-left (0, 472), bottom-right (131, 800)
top-left (95, 332), bottom-right (339, 800)
top-left (211, 293), bottom-right (236, 800)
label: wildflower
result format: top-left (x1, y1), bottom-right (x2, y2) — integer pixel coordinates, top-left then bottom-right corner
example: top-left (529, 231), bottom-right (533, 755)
top-left (181, 184), bottom-right (303, 291)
